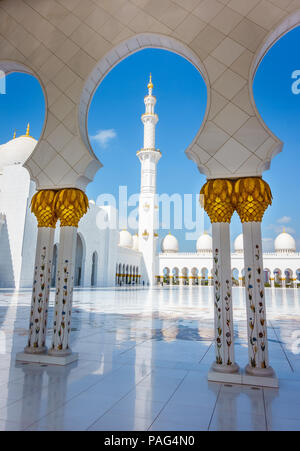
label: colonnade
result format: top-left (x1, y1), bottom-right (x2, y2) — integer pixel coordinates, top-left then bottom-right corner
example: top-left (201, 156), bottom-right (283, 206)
top-left (234, 268), bottom-right (300, 288)
top-left (17, 188), bottom-right (88, 364)
top-left (268, 269), bottom-right (300, 288)
top-left (115, 263), bottom-right (141, 286)
top-left (157, 268), bottom-right (213, 286)
top-left (201, 177), bottom-right (277, 386)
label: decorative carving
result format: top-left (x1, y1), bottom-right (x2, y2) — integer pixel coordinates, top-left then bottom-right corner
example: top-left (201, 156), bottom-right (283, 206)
top-left (27, 245), bottom-right (50, 350)
top-left (31, 190), bottom-right (57, 228)
top-left (234, 177), bottom-right (272, 223)
top-left (246, 245), bottom-right (268, 369)
top-left (213, 248), bottom-right (233, 366)
top-left (54, 189), bottom-right (89, 227)
top-left (51, 258), bottom-right (73, 353)
top-left (213, 248), bottom-right (223, 365)
top-left (200, 179), bottom-right (235, 223)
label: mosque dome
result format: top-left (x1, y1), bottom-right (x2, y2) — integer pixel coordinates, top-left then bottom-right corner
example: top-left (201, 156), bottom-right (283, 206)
top-left (0, 126), bottom-right (37, 171)
top-left (161, 233), bottom-right (179, 253)
top-left (132, 234), bottom-right (139, 251)
top-left (274, 231), bottom-right (296, 253)
top-left (119, 230), bottom-right (133, 248)
top-left (196, 232), bottom-right (212, 253)
top-left (234, 234), bottom-right (244, 253)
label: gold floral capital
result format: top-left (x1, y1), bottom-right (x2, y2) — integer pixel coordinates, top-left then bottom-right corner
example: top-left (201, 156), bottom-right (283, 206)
top-left (200, 179), bottom-right (235, 223)
top-left (234, 178), bottom-right (272, 223)
top-left (31, 190), bottom-right (57, 228)
top-left (54, 189), bottom-right (89, 227)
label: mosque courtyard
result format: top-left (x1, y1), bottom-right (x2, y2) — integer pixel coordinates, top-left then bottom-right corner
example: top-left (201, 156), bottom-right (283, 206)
top-left (0, 286), bottom-right (299, 431)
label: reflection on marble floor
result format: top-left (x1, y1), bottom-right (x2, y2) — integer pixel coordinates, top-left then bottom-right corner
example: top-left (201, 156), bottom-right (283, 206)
top-left (0, 286), bottom-right (300, 431)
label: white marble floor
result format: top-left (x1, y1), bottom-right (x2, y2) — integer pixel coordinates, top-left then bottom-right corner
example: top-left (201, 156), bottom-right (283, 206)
top-left (0, 286), bottom-right (300, 431)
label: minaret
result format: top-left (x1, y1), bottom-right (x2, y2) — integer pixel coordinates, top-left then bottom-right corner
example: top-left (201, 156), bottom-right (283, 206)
top-left (137, 74), bottom-right (161, 285)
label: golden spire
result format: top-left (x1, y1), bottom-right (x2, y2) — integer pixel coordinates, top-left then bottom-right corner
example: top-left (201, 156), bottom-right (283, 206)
top-left (147, 73), bottom-right (153, 92)
top-left (283, 227), bottom-right (286, 233)
top-left (25, 123), bottom-right (30, 137)
top-left (13, 130), bottom-right (16, 139)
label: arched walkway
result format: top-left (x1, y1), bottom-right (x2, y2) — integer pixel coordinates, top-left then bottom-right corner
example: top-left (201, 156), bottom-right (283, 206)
top-left (75, 234), bottom-right (84, 287)
top-left (6, 2), bottom-right (300, 384)
top-left (91, 251), bottom-right (98, 287)
top-left (163, 267), bottom-right (170, 285)
top-left (232, 268), bottom-right (239, 287)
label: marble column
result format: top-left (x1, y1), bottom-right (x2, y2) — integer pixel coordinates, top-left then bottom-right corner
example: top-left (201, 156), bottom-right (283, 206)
top-left (49, 189), bottom-right (88, 358)
top-left (235, 177), bottom-right (276, 381)
top-left (24, 190), bottom-right (57, 354)
top-left (49, 226), bottom-right (77, 356)
top-left (282, 277), bottom-right (286, 288)
top-left (200, 179), bottom-right (238, 375)
top-left (211, 222), bottom-right (238, 372)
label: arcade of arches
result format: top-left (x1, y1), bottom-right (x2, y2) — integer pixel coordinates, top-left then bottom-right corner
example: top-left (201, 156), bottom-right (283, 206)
top-left (1, 0), bottom-right (300, 390)
top-left (116, 264), bottom-right (141, 286)
top-left (159, 266), bottom-right (300, 288)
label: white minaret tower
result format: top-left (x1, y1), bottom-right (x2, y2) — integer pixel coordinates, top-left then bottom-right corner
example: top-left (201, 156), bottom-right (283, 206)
top-left (137, 74), bottom-right (161, 285)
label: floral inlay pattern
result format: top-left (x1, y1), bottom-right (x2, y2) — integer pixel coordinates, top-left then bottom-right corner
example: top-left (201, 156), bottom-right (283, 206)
top-left (214, 248), bottom-right (222, 365)
top-left (52, 259), bottom-right (74, 352)
top-left (247, 244), bottom-right (267, 369)
top-left (28, 245), bottom-right (51, 349)
top-left (224, 279), bottom-right (232, 366)
top-left (213, 248), bottom-right (233, 366)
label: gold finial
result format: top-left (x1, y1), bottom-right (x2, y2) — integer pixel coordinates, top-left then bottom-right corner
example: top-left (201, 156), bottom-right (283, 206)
top-left (283, 227), bottom-right (286, 233)
top-left (13, 130), bottom-right (16, 139)
top-left (147, 73), bottom-right (153, 92)
top-left (25, 123), bottom-right (30, 137)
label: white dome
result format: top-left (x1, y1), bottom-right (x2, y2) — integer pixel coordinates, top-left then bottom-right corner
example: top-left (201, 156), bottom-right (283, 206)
top-left (234, 234), bottom-right (244, 253)
top-left (161, 233), bottom-right (179, 253)
top-left (0, 136), bottom-right (37, 171)
top-left (132, 234), bottom-right (139, 251)
top-left (274, 231), bottom-right (296, 253)
top-left (119, 230), bottom-right (133, 248)
top-left (196, 232), bottom-right (212, 252)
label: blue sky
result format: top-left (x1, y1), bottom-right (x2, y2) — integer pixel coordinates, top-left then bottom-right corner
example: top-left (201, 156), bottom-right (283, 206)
top-left (0, 27), bottom-right (300, 252)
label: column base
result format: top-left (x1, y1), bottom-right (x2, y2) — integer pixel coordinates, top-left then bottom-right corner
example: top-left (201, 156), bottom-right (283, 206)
top-left (24, 345), bottom-right (47, 355)
top-left (208, 364), bottom-right (278, 388)
top-left (16, 352), bottom-right (78, 366)
top-left (211, 362), bottom-right (240, 374)
top-left (243, 364), bottom-right (278, 388)
top-left (48, 348), bottom-right (72, 357)
top-left (208, 362), bottom-right (242, 384)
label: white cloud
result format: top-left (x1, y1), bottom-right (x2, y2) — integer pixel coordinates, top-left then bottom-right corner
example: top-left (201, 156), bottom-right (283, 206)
top-left (266, 223), bottom-right (295, 234)
top-left (277, 216), bottom-right (291, 224)
top-left (91, 129), bottom-right (116, 148)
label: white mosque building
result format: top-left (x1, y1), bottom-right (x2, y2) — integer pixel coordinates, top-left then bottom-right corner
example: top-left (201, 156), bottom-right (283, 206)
top-left (0, 79), bottom-right (299, 290)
